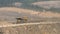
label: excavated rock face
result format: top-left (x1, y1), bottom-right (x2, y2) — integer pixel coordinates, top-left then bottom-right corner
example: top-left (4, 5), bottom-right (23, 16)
top-left (0, 23), bottom-right (60, 34)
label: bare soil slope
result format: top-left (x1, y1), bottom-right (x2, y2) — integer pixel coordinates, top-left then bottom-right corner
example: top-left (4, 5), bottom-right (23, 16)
top-left (0, 7), bottom-right (60, 22)
top-left (0, 7), bottom-right (60, 17)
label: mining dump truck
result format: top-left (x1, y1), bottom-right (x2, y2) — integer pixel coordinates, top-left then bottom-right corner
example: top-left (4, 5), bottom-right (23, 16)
top-left (16, 16), bottom-right (28, 24)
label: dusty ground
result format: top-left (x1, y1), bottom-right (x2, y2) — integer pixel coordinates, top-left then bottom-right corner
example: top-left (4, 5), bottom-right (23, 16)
top-left (0, 7), bottom-right (60, 34)
top-left (0, 22), bottom-right (60, 34)
top-left (0, 7), bottom-right (60, 18)
top-left (0, 7), bottom-right (60, 23)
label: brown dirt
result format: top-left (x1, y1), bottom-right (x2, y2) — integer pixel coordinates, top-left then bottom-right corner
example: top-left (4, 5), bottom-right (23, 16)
top-left (0, 23), bottom-right (60, 34)
top-left (0, 7), bottom-right (60, 18)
